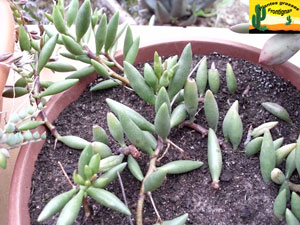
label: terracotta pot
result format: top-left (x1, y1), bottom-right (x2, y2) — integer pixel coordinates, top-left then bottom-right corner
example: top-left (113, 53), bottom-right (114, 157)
top-left (8, 39), bottom-right (300, 225)
top-left (0, 0), bottom-right (15, 114)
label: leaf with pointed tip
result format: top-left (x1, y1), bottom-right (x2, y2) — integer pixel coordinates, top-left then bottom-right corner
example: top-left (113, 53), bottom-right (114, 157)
top-left (106, 98), bottom-right (155, 132)
top-left (87, 187), bottom-right (131, 215)
top-left (58, 135), bottom-right (90, 149)
top-left (168, 43), bottom-right (192, 99)
top-left (67, 0), bottom-right (79, 27)
top-left (105, 12), bottom-right (119, 53)
top-left (37, 34), bottom-right (58, 75)
top-left (95, 14), bottom-right (107, 55)
top-left (124, 61), bottom-right (156, 105)
top-left (76, 0), bottom-right (91, 42)
top-left (37, 188), bottom-right (78, 222)
top-left (56, 189), bottom-right (84, 225)
top-left (39, 79), bottom-right (79, 97)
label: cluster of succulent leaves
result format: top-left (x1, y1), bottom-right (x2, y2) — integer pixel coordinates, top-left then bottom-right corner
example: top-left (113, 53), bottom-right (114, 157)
top-left (244, 118), bottom-right (300, 223)
top-left (142, 0), bottom-right (217, 25)
top-left (0, 104), bottom-right (46, 169)
top-left (10, 0), bottom-right (50, 25)
top-left (37, 143), bottom-right (131, 224)
top-left (60, 42), bottom-right (243, 223)
top-left (3, 0), bottom-right (138, 167)
top-left (6, 0), bottom-right (202, 224)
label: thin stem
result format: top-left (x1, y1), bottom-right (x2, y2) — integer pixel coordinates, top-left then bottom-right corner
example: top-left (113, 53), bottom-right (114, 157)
top-left (117, 172), bottom-right (134, 225)
top-left (167, 139), bottom-right (186, 155)
top-left (180, 121), bottom-right (208, 138)
top-left (187, 57), bottom-right (204, 79)
top-left (83, 45), bottom-right (129, 85)
top-left (106, 54), bottom-right (124, 72)
top-left (6, 138), bottom-right (45, 150)
top-left (136, 138), bottom-right (164, 225)
top-left (107, 76), bottom-right (134, 92)
top-left (167, 139), bottom-right (184, 154)
top-left (43, 115), bottom-right (61, 139)
top-left (32, 70), bottom-right (61, 140)
top-left (194, 107), bottom-right (203, 118)
top-left (83, 197), bottom-right (92, 219)
top-left (157, 142), bottom-right (170, 162)
top-left (147, 192), bottom-right (162, 224)
top-left (98, 58), bottom-right (129, 85)
top-left (58, 161), bottom-right (74, 188)
top-left (170, 91), bottom-right (181, 108)
top-left (179, 121), bottom-right (228, 148)
top-left (167, 139), bottom-right (193, 160)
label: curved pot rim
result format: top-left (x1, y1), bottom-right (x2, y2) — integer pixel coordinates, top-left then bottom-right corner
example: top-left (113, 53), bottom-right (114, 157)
top-left (8, 38), bottom-right (300, 225)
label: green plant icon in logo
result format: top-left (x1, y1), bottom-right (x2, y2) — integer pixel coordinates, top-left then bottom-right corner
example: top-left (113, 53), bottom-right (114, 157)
top-left (286, 15), bottom-right (292, 25)
top-left (252, 4), bottom-right (268, 31)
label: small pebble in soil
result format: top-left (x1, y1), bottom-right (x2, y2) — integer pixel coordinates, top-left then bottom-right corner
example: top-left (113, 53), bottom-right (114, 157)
top-left (220, 170), bottom-right (233, 182)
top-left (240, 207), bottom-right (251, 218)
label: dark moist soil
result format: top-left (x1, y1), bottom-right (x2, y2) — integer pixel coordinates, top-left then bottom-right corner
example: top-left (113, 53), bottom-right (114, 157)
top-left (29, 53), bottom-right (300, 225)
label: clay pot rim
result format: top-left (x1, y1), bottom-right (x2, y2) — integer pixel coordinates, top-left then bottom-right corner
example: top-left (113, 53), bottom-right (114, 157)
top-left (8, 38), bottom-right (300, 225)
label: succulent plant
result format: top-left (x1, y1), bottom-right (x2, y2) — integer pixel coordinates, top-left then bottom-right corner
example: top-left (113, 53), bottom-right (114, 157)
top-left (5, 0), bottom-right (300, 224)
top-left (38, 144), bottom-right (130, 224)
top-left (3, 0), bottom-right (141, 169)
top-left (0, 105), bottom-right (47, 169)
top-left (142, 0), bottom-right (216, 25)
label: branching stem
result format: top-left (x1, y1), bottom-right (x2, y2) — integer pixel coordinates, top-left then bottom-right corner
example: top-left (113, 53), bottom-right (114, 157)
top-left (83, 45), bottom-right (129, 85)
top-left (180, 121), bottom-right (208, 137)
top-left (33, 70), bottom-right (62, 140)
top-left (136, 137), bottom-right (163, 225)
top-left (106, 53), bottom-right (124, 72)
top-left (157, 142), bottom-right (170, 162)
top-left (167, 139), bottom-right (185, 155)
top-left (43, 115), bottom-right (61, 139)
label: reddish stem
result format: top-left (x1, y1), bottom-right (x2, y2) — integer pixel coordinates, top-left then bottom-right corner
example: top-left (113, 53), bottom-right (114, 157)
top-left (83, 197), bottom-right (91, 219)
top-left (136, 138), bottom-right (164, 225)
top-left (180, 121), bottom-right (208, 138)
